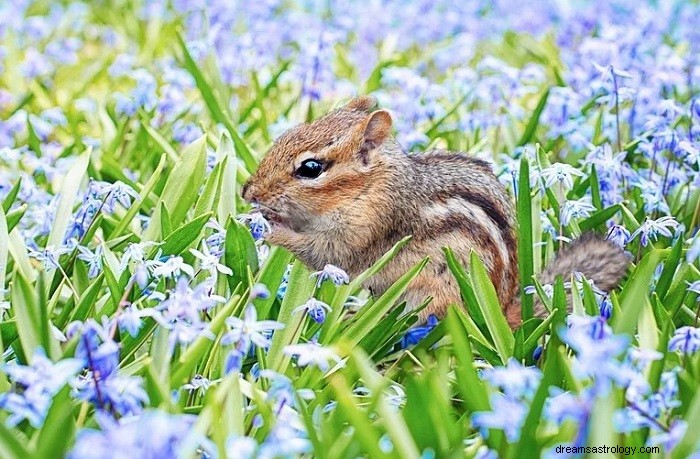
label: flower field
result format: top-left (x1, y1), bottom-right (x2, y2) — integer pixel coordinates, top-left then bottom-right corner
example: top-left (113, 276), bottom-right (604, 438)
top-left (1, 0), bottom-right (700, 457)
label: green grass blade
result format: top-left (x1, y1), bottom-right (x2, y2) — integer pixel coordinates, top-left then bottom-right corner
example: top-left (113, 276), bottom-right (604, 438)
top-left (469, 251), bottom-right (514, 363)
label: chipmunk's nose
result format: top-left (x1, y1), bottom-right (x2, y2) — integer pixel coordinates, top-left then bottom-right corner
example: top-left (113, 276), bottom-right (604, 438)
top-left (241, 180), bottom-right (256, 204)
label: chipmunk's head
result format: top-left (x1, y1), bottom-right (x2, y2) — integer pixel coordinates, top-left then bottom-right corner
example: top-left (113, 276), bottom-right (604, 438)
top-left (242, 95), bottom-right (395, 236)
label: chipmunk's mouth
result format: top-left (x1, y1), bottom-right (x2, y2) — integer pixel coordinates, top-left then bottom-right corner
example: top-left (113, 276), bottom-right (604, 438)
top-left (257, 204), bottom-right (291, 228)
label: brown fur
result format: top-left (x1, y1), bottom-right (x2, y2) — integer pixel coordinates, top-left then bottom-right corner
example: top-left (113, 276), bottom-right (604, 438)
top-left (534, 233), bottom-right (631, 317)
top-left (242, 96), bottom-right (630, 328)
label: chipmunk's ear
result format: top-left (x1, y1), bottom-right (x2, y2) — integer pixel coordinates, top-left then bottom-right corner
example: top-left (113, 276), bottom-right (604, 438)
top-left (359, 110), bottom-right (392, 165)
top-left (344, 95), bottom-right (377, 113)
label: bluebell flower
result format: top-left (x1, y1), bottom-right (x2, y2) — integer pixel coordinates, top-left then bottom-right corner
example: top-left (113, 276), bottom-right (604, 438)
top-left (77, 245), bottom-right (103, 278)
top-left (98, 181), bottom-right (138, 214)
top-left (539, 163), bottom-right (585, 190)
top-left (73, 373), bottom-right (149, 417)
top-left (69, 410), bottom-right (208, 459)
top-left (293, 298), bottom-right (331, 324)
top-left (606, 224), bottom-right (630, 248)
top-left (532, 345), bottom-right (543, 361)
top-left (257, 422), bottom-right (312, 458)
top-left (687, 280), bottom-right (700, 296)
top-left (668, 326), bottom-right (700, 354)
top-left (481, 359), bottom-right (542, 401)
top-left (172, 120), bottom-right (203, 145)
top-left (182, 375), bottom-right (220, 397)
top-left (108, 53), bottom-right (134, 77)
top-left (471, 393), bottom-right (527, 442)
top-left (631, 216), bottom-right (679, 247)
top-left (561, 316), bottom-right (631, 390)
top-left (250, 283), bottom-right (270, 300)
top-left (71, 319), bottom-right (149, 417)
top-left (222, 304), bottom-right (284, 350)
top-left (190, 242), bottom-right (233, 279)
top-left (560, 199), bottom-right (596, 226)
top-left (114, 93), bottom-right (137, 117)
top-left (647, 420), bottom-right (687, 453)
top-left (226, 435), bottom-right (257, 459)
top-left (283, 342), bottom-right (342, 372)
top-left (475, 446), bottom-right (498, 459)
top-left (28, 245), bottom-right (69, 270)
top-left (153, 278), bottom-right (222, 353)
top-left (310, 264), bottom-right (350, 286)
top-left (0, 348), bottom-right (83, 427)
top-left (224, 348), bottom-right (245, 374)
top-left (599, 297), bottom-right (613, 319)
top-left (117, 304), bottom-right (159, 337)
top-left (237, 212), bottom-right (271, 241)
top-left (151, 255), bottom-right (195, 278)
top-left (400, 314), bottom-right (438, 348)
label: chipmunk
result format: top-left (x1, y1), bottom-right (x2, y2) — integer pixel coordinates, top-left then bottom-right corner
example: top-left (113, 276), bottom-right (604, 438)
top-left (241, 96), bottom-right (630, 328)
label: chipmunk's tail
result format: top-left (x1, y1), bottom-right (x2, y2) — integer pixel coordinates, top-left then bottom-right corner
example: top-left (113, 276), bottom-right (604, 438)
top-left (534, 232), bottom-right (630, 317)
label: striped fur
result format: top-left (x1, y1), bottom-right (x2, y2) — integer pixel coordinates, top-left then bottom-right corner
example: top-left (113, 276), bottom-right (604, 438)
top-left (242, 96), bottom-right (629, 329)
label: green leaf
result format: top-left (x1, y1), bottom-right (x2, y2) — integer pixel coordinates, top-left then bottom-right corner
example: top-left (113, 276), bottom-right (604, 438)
top-left (47, 148), bottom-right (90, 249)
top-left (157, 212), bottom-right (211, 257)
top-left (468, 251), bottom-right (514, 363)
top-left (194, 155), bottom-right (225, 218)
top-left (142, 136), bottom-right (207, 241)
top-left (253, 246), bottom-right (293, 319)
top-left (0, 208), bottom-right (8, 310)
top-left (672, 384), bottom-right (700, 458)
top-left (141, 120), bottom-right (179, 163)
top-left (224, 217), bottom-right (259, 292)
top-left (322, 236), bottom-right (412, 342)
top-left (517, 88), bottom-right (549, 146)
top-left (266, 260), bottom-right (315, 372)
top-left (159, 201), bottom-right (173, 238)
top-left (445, 308), bottom-right (490, 413)
top-left (444, 246), bottom-right (490, 340)
top-left (0, 423), bottom-right (30, 459)
top-left (109, 154), bottom-right (166, 239)
top-left (34, 386), bottom-right (76, 459)
top-left (176, 33), bottom-right (257, 173)
top-left (578, 204), bottom-right (621, 232)
top-left (328, 373), bottom-right (386, 459)
top-left (517, 156), bottom-right (534, 320)
top-left (215, 134), bottom-right (238, 224)
top-left (613, 250), bottom-right (660, 336)
top-left (589, 165), bottom-right (602, 210)
top-left (656, 235), bottom-right (683, 300)
top-left (521, 310), bottom-right (557, 359)
top-left (58, 275), bottom-right (104, 328)
top-left (11, 271), bottom-right (46, 361)
top-left (344, 257), bottom-right (429, 347)
top-left (2, 178), bottom-right (22, 213)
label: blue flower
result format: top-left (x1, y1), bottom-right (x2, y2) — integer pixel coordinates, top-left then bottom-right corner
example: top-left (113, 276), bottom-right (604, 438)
top-left (400, 314), bottom-right (438, 348)
top-left (293, 298), bottom-right (331, 324)
top-left (237, 212), bottom-right (271, 241)
top-left (311, 264), bottom-right (350, 286)
top-left (481, 359), bottom-right (542, 401)
top-left (77, 245), bottom-right (103, 278)
top-left (471, 393), bottom-right (527, 442)
top-left (560, 316), bottom-right (631, 390)
top-left (606, 224), bottom-right (630, 248)
top-left (69, 410), bottom-right (208, 459)
top-left (559, 199), bottom-right (596, 226)
top-left (0, 348), bottom-right (83, 428)
top-left (631, 216), bottom-right (679, 247)
top-left (668, 326), bottom-right (700, 354)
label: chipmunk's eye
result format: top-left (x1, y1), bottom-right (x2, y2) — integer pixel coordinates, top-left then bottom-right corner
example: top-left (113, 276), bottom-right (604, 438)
top-left (295, 159), bottom-right (325, 179)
